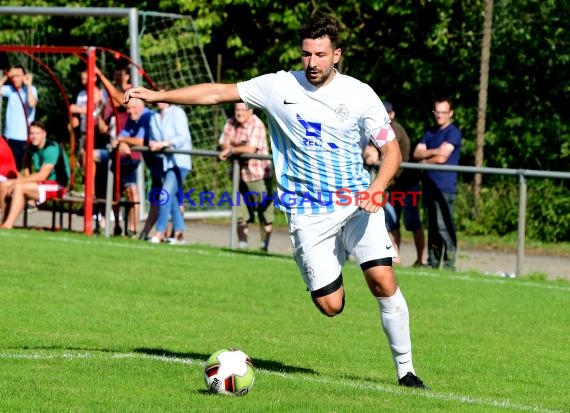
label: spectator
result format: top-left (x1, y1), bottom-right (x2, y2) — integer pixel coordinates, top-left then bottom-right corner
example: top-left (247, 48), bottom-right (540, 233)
top-left (218, 102), bottom-right (273, 251)
top-left (370, 101), bottom-right (426, 266)
top-left (96, 65), bottom-right (132, 137)
top-left (68, 68), bottom-right (106, 166)
top-left (147, 99), bottom-right (192, 244)
top-left (111, 97), bottom-right (154, 237)
top-left (0, 121), bottom-right (69, 228)
top-left (0, 135), bottom-right (18, 182)
top-left (413, 97), bottom-right (462, 270)
top-left (0, 65), bottom-right (39, 171)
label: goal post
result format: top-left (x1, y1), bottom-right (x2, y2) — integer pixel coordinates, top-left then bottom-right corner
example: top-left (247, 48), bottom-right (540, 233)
top-left (1, 7), bottom-right (230, 236)
top-left (0, 44), bottom-right (98, 235)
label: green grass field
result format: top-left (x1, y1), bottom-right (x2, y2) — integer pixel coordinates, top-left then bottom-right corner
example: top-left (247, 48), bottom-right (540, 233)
top-left (0, 230), bottom-right (568, 412)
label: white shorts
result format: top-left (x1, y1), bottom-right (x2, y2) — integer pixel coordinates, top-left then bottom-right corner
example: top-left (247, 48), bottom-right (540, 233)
top-left (287, 205), bottom-right (395, 293)
top-left (37, 181), bottom-right (66, 204)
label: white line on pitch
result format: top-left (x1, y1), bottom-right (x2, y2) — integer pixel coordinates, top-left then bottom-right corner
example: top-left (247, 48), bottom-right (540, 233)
top-left (0, 351), bottom-right (562, 413)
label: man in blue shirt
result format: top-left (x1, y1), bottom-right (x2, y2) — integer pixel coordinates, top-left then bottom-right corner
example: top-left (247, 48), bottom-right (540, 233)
top-left (0, 65), bottom-right (39, 171)
top-left (413, 97), bottom-right (462, 270)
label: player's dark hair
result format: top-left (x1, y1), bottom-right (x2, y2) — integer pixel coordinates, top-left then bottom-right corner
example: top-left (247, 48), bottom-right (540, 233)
top-left (299, 14), bottom-right (342, 50)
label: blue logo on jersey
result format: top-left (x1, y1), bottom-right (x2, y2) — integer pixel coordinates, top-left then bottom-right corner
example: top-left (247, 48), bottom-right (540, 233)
top-left (296, 114), bottom-right (321, 137)
top-left (296, 114), bottom-right (339, 151)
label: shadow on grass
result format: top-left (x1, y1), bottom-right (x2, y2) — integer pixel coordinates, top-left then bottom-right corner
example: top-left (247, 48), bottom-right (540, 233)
top-left (10, 345), bottom-right (317, 375)
top-left (219, 247), bottom-right (290, 260)
top-left (342, 373), bottom-right (396, 387)
top-left (134, 347), bottom-right (317, 375)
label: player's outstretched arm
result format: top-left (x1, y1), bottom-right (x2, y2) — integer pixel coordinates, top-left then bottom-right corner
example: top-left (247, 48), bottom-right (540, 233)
top-left (124, 83), bottom-right (241, 106)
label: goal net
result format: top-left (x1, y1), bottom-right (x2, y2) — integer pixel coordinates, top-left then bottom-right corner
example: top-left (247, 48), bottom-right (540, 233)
top-left (0, 8), bottom-right (231, 234)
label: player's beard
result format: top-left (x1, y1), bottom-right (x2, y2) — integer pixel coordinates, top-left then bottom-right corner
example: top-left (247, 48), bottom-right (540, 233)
top-left (305, 65), bottom-right (334, 87)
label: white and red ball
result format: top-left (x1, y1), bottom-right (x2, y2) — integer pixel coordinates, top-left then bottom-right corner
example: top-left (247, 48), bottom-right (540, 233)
top-left (204, 348), bottom-right (255, 395)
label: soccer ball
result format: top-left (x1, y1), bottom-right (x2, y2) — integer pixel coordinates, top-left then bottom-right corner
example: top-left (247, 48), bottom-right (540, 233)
top-left (204, 348), bottom-right (255, 395)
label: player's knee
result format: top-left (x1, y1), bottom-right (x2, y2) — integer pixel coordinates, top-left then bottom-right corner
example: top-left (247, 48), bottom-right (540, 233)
top-left (311, 274), bottom-right (344, 317)
top-left (314, 295), bottom-right (345, 317)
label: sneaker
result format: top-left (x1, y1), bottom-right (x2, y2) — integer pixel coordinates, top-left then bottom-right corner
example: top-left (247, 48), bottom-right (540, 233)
top-left (149, 236), bottom-right (161, 244)
top-left (398, 372), bottom-right (429, 389)
top-left (113, 226), bottom-right (123, 236)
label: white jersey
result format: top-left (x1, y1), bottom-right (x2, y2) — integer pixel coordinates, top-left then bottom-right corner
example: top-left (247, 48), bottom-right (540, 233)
top-left (237, 69), bottom-right (393, 214)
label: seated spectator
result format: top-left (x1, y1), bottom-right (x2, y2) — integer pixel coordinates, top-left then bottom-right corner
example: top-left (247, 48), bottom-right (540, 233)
top-left (0, 135), bottom-right (19, 182)
top-left (0, 121), bottom-right (70, 229)
top-left (94, 66), bottom-right (133, 235)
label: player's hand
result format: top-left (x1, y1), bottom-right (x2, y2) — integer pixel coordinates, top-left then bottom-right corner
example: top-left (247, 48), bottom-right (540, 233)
top-left (358, 191), bottom-right (382, 213)
top-left (123, 87), bottom-right (156, 104)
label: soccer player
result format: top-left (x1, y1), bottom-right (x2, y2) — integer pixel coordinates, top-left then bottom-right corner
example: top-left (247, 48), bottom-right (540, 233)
top-left (124, 14), bottom-right (428, 389)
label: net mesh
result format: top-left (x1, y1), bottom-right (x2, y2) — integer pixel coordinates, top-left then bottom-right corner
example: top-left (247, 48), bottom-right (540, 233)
top-left (138, 12), bottom-right (230, 202)
top-left (0, 10), bottom-right (230, 215)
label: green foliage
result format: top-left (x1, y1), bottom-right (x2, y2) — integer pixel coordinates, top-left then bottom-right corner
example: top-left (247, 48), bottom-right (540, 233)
top-left (455, 180), bottom-right (519, 236)
top-left (2, 0), bottom-right (568, 243)
top-left (455, 179), bottom-right (570, 242)
top-left (526, 179), bottom-right (570, 242)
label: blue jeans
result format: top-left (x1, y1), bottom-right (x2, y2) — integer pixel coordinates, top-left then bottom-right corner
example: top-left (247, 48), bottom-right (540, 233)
top-left (384, 184), bottom-right (422, 232)
top-left (155, 167), bottom-right (189, 234)
top-left (423, 180), bottom-right (457, 270)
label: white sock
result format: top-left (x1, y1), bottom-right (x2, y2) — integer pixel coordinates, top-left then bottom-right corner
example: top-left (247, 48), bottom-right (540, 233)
top-left (377, 287), bottom-right (415, 379)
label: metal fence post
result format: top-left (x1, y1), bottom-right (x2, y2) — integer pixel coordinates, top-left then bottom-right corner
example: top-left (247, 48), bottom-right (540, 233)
top-left (230, 158), bottom-right (240, 249)
top-left (516, 171), bottom-right (527, 276)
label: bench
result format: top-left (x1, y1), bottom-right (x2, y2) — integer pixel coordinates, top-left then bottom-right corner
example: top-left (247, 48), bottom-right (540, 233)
top-left (22, 196), bottom-right (139, 233)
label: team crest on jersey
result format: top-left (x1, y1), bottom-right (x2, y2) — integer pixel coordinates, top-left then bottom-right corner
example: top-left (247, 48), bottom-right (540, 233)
top-left (335, 104), bottom-right (349, 122)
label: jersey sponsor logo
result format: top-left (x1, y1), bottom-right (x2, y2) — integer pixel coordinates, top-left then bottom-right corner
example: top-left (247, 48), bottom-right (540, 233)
top-left (296, 114), bottom-right (339, 152)
top-left (283, 99), bottom-right (298, 105)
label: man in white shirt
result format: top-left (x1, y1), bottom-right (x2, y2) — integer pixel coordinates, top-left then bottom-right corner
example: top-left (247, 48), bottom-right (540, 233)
top-left (124, 14), bottom-right (428, 389)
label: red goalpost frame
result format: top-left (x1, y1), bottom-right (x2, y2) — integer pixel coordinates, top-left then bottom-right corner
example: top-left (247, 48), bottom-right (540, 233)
top-left (0, 45), bottom-right (96, 235)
